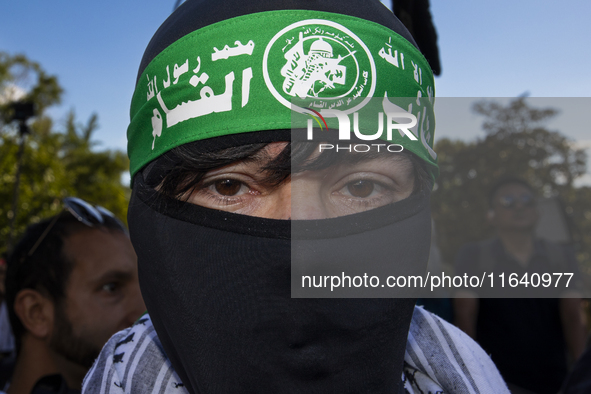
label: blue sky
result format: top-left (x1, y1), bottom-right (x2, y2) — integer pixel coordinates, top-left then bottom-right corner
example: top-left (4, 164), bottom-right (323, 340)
top-left (1, 0), bottom-right (590, 157)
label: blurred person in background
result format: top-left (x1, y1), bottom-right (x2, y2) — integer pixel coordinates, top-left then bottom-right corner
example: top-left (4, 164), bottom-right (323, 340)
top-left (1, 198), bottom-right (145, 394)
top-left (454, 178), bottom-right (586, 394)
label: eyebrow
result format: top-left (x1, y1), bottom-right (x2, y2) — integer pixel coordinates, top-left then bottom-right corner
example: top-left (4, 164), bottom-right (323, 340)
top-left (159, 141), bottom-right (421, 199)
top-left (90, 270), bottom-right (134, 287)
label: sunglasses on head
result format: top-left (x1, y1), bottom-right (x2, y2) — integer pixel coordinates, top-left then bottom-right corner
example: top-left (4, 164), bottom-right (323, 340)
top-left (497, 194), bottom-right (536, 209)
top-left (28, 197), bottom-right (126, 257)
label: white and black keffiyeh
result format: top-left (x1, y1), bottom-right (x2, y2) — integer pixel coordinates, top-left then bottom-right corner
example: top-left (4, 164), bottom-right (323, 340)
top-left (82, 307), bottom-right (508, 394)
top-left (403, 307), bottom-right (508, 394)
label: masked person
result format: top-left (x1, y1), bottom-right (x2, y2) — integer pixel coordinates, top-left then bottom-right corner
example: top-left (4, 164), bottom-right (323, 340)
top-left (83, 1), bottom-right (509, 392)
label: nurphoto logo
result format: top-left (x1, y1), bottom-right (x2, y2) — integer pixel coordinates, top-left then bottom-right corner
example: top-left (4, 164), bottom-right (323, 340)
top-left (303, 107), bottom-right (417, 153)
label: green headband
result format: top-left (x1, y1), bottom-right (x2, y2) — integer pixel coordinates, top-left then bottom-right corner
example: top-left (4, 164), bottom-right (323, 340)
top-left (128, 10), bottom-right (438, 179)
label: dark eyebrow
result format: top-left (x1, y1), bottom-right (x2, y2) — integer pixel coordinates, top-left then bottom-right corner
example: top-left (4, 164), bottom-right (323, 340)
top-left (153, 142), bottom-right (272, 198)
top-left (154, 140), bottom-right (429, 200)
top-left (90, 271), bottom-right (134, 288)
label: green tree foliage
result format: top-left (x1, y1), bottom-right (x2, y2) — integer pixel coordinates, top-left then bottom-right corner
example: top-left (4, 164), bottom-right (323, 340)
top-left (432, 98), bottom-right (590, 272)
top-left (0, 53), bottom-right (62, 122)
top-left (0, 52), bottom-right (130, 254)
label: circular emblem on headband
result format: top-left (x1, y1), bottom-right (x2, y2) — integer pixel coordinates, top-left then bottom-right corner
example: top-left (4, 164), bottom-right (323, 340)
top-left (263, 19), bottom-right (376, 113)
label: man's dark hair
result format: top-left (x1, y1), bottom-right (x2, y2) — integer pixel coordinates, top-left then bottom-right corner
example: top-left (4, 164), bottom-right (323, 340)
top-left (5, 211), bottom-right (124, 351)
top-left (148, 140), bottom-right (432, 200)
top-left (488, 177), bottom-right (535, 208)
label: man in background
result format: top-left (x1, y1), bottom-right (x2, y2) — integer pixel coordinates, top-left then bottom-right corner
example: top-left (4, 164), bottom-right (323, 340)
top-left (3, 199), bottom-right (145, 393)
top-left (454, 178), bottom-right (586, 394)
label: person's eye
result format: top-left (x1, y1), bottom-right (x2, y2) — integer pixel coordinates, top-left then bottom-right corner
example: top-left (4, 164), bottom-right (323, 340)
top-left (101, 282), bottom-right (119, 293)
top-left (331, 173), bottom-right (400, 212)
top-left (201, 177), bottom-right (254, 202)
top-left (342, 179), bottom-right (382, 199)
top-left (186, 175), bottom-right (261, 210)
top-left (209, 179), bottom-right (248, 197)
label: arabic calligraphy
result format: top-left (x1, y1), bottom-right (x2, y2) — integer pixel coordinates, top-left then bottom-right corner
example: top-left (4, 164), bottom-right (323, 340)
top-left (411, 60), bottom-right (422, 84)
top-left (146, 75), bottom-right (158, 101)
top-left (378, 47), bottom-right (398, 67)
top-left (189, 57), bottom-right (209, 87)
top-left (157, 71), bottom-right (235, 129)
top-left (378, 37), bottom-right (399, 68)
top-left (212, 40), bottom-right (255, 61)
top-left (151, 109), bottom-right (162, 150)
top-left (163, 66), bottom-right (171, 88)
top-left (242, 67), bottom-right (253, 107)
top-left (145, 37), bottom-right (257, 150)
top-left (309, 101), bottom-right (327, 109)
top-left (173, 60), bottom-right (189, 85)
top-left (426, 86), bottom-right (434, 104)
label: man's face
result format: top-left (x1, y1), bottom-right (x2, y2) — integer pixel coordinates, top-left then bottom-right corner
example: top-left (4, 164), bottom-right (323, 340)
top-left (182, 142), bottom-right (417, 219)
top-left (49, 228), bottom-right (146, 368)
top-left (490, 183), bottom-right (539, 231)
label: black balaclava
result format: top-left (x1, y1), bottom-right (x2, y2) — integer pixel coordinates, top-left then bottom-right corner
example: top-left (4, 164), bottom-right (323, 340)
top-left (127, 0), bottom-right (437, 392)
top-left (130, 172), bottom-right (430, 393)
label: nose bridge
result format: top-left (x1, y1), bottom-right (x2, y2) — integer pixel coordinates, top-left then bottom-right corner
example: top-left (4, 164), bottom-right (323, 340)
top-left (290, 177), bottom-right (328, 220)
top-left (274, 184), bottom-right (292, 220)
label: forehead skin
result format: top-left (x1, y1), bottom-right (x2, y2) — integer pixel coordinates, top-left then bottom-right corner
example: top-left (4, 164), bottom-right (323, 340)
top-left (63, 228), bottom-right (138, 290)
top-left (60, 228), bottom-right (145, 346)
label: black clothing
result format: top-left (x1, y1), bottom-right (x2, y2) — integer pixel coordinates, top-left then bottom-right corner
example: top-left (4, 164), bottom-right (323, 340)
top-left (138, 0), bottom-right (419, 83)
top-left (563, 345), bottom-right (591, 394)
top-left (130, 171), bottom-right (431, 393)
top-left (455, 239), bottom-right (579, 394)
top-left (32, 374), bottom-right (79, 394)
top-left (393, 0), bottom-right (441, 75)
